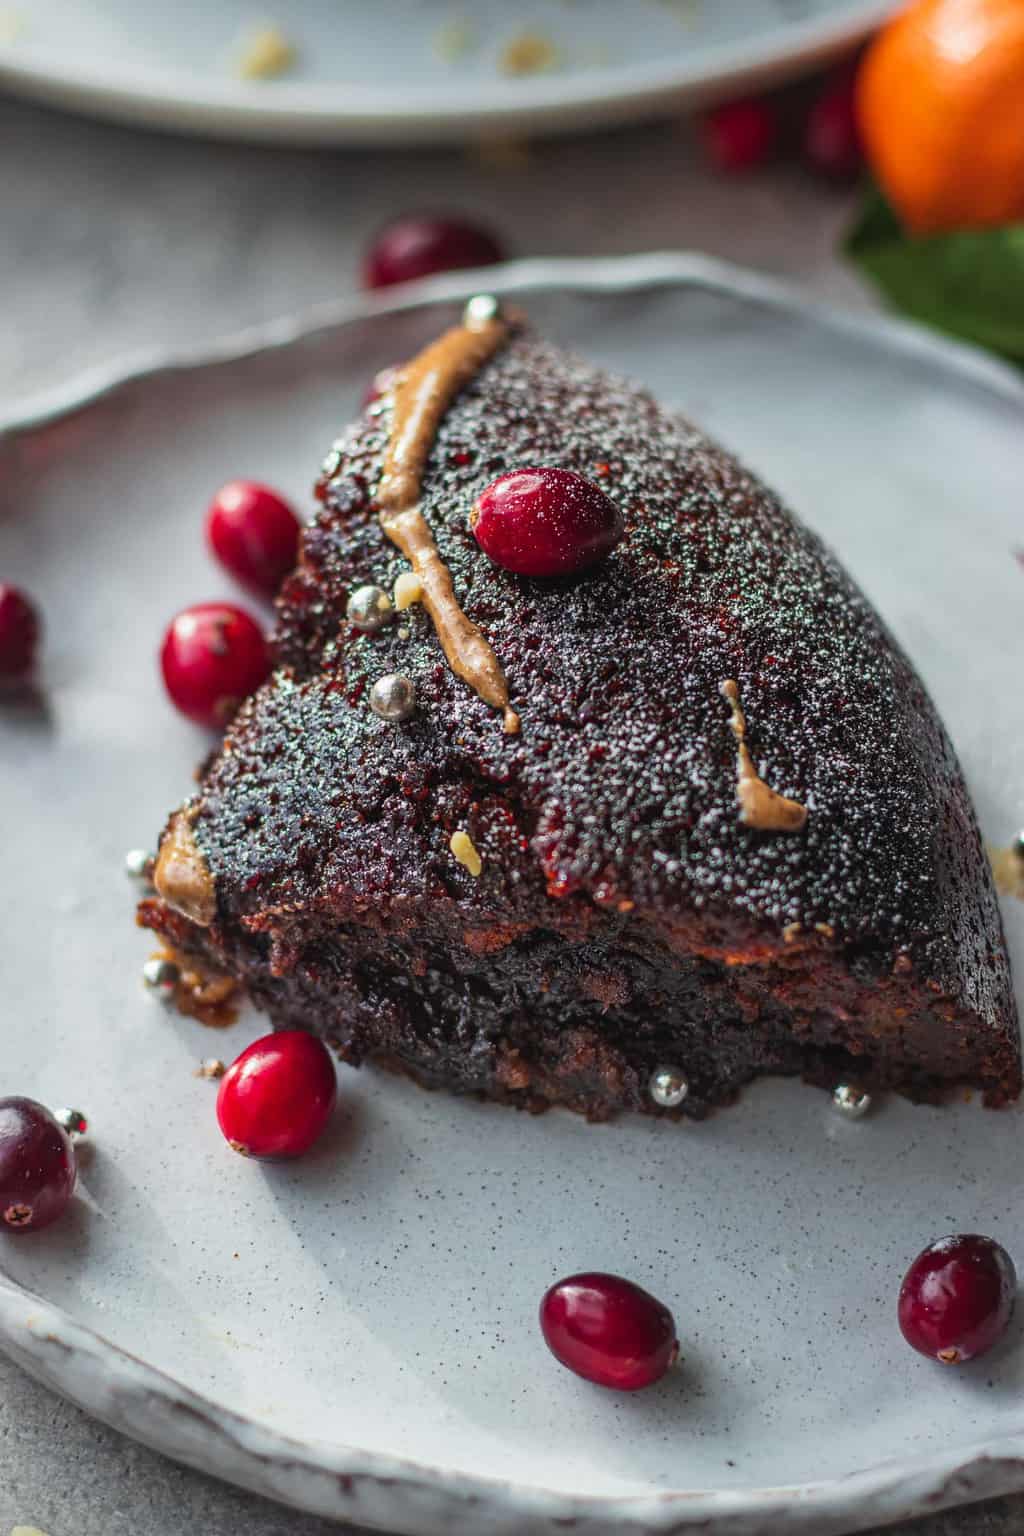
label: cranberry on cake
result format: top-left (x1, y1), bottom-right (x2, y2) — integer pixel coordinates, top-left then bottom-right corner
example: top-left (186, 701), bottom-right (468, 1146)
top-left (139, 299), bottom-right (1020, 1119)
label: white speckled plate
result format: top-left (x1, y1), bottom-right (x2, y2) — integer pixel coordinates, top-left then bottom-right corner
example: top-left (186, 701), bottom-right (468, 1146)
top-left (1, 256), bottom-right (1023, 1536)
top-left (0, 1), bottom-right (892, 145)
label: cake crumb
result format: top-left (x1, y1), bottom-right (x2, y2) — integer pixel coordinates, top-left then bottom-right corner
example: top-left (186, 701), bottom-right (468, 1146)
top-left (434, 17), bottom-right (476, 63)
top-left (450, 830), bottom-right (483, 877)
top-left (499, 31), bottom-right (561, 76)
top-left (236, 25), bottom-right (297, 81)
top-left (782, 922), bottom-right (802, 944)
top-left (196, 1058), bottom-right (226, 1080)
top-left (393, 572), bottom-right (424, 611)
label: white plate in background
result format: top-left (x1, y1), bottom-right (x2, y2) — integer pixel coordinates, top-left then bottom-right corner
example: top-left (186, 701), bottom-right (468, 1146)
top-left (0, 0), bottom-right (893, 144)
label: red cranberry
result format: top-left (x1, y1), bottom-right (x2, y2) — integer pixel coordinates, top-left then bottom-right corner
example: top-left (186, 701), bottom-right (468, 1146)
top-left (206, 481), bottom-right (300, 598)
top-left (0, 1098), bottom-right (77, 1233)
top-left (362, 215), bottom-right (504, 290)
top-left (160, 601), bottom-right (270, 729)
top-left (699, 96), bottom-right (779, 173)
top-left (540, 1272), bottom-right (678, 1390)
top-left (0, 584), bottom-right (40, 678)
top-left (217, 1031), bottom-right (337, 1159)
top-left (898, 1235), bottom-right (1016, 1365)
top-left (470, 467), bottom-right (624, 579)
top-left (803, 67), bottom-right (863, 182)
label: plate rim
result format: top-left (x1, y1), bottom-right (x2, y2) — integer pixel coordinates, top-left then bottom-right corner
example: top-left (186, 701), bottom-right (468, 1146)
top-left (0, 2), bottom-right (894, 145)
top-left (3, 251), bottom-right (1024, 1535)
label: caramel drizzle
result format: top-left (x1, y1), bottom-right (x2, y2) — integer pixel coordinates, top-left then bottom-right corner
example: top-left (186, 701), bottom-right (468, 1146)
top-left (154, 808), bottom-right (217, 926)
top-left (720, 680), bottom-right (808, 833)
top-left (989, 842), bottom-right (1024, 900)
top-left (377, 314), bottom-right (520, 734)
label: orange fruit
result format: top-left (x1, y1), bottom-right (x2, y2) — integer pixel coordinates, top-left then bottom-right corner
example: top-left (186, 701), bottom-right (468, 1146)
top-left (857, 0), bottom-right (1024, 234)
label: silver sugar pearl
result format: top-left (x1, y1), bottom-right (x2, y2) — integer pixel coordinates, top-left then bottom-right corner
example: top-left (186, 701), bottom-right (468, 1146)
top-left (54, 1108), bottom-right (88, 1139)
top-left (649, 1065), bottom-right (689, 1110)
top-left (321, 446), bottom-right (343, 479)
top-left (143, 957), bottom-right (180, 993)
top-left (370, 673), bottom-right (416, 722)
top-left (463, 294), bottom-right (502, 329)
top-left (124, 848), bottom-right (151, 879)
top-left (832, 1083), bottom-right (872, 1119)
top-left (346, 584), bottom-right (393, 633)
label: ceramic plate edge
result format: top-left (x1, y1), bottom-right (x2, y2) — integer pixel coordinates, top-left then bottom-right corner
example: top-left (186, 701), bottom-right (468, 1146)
top-left (0, 5), bottom-right (895, 144)
top-left (2, 251), bottom-right (1024, 1535)
top-left (3, 252), bottom-right (1023, 440)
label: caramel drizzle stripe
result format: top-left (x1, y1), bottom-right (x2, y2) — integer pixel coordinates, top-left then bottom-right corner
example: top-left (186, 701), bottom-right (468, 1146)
top-left (720, 680), bottom-right (807, 833)
top-left (153, 807), bottom-right (218, 926)
top-left (377, 315), bottom-right (520, 735)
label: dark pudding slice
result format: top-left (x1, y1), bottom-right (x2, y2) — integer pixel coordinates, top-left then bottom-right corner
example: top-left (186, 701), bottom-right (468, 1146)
top-left (139, 303), bottom-right (1019, 1118)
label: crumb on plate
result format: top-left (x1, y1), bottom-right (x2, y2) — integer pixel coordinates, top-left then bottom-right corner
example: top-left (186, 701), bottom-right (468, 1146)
top-left (236, 24), bottom-right (297, 81)
top-left (499, 31), bottom-right (561, 76)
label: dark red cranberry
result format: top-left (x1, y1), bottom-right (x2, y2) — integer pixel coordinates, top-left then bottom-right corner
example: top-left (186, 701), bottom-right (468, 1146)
top-left (0, 1098), bottom-right (77, 1233)
top-left (898, 1235), bottom-right (1016, 1364)
top-left (206, 481), bottom-right (300, 598)
top-left (540, 1272), bottom-right (678, 1390)
top-left (0, 584), bottom-right (40, 678)
top-left (699, 96), bottom-right (779, 173)
top-left (803, 67), bottom-right (863, 182)
top-left (217, 1031), bottom-right (337, 1159)
top-left (160, 601), bottom-right (270, 729)
top-left (470, 467), bottom-right (624, 579)
top-left (362, 215), bottom-right (504, 290)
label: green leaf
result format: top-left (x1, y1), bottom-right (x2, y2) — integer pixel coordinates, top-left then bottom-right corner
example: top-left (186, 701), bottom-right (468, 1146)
top-left (845, 187), bottom-right (1024, 362)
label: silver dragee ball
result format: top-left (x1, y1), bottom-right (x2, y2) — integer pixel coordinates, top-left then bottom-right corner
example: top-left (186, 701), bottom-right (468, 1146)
top-left (347, 584), bottom-right (393, 632)
top-left (54, 1108), bottom-right (88, 1138)
top-left (142, 957), bottom-right (180, 993)
top-left (124, 848), bottom-right (151, 879)
top-left (832, 1083), bottom-right (872, 1119)
top-left (649, 1065), bottom-right (689, 1110)
top-left (463, 294), bottom-right (502, 329)
top-left (370, 674), bottom-right (416, 722)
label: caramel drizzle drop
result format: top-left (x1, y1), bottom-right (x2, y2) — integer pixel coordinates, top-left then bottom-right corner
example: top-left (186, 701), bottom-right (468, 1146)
top-left (154, 808), bottom-right (217, 926)
top-left (720, 680), bottom-right (808, 833)
top-left (377, 313), bottom-right (520, 734)
top-left (989, 842), bottom-right (1024, 900)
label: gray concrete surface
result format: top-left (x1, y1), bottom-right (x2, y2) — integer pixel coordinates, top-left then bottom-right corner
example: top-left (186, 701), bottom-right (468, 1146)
top-left (2, 89), bottom-right (1022, 1536)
